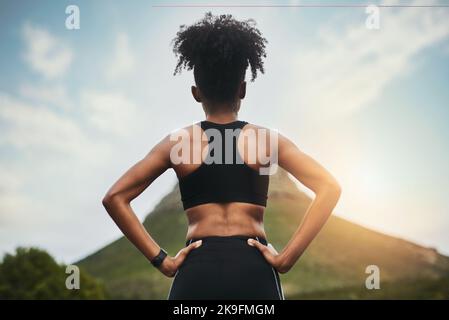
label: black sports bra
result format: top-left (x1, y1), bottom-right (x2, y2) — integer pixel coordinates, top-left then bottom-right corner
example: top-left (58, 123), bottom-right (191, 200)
top-left (178, 120), bottom-right (269, 210)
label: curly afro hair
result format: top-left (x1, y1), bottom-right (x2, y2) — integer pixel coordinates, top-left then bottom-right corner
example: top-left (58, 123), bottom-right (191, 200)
top-left (172, 12), bottom-right (268, 107)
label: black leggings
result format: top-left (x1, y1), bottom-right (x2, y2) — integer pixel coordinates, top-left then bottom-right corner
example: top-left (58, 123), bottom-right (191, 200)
top-left (167, 235), bottom-right (285, 300)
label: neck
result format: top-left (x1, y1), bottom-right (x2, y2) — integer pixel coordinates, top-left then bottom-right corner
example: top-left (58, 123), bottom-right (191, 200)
top-left (205, 111), bottom-right (238, 124)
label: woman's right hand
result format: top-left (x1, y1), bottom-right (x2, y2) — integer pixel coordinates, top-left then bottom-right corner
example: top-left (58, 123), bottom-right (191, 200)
top-left (157, 240), bottom-right (202, 277)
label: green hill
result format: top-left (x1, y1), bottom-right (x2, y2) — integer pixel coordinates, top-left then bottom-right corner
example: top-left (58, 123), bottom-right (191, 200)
top-left (78, 169), bottom-right (449, 299)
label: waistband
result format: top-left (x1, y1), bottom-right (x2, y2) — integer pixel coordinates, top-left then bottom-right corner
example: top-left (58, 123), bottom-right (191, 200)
top-left (185, 234), bottom-right (268, 247)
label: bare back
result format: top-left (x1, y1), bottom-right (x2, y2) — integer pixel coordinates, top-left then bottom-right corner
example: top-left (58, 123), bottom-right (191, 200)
top-left (169, 122), bottom-right (275, 241)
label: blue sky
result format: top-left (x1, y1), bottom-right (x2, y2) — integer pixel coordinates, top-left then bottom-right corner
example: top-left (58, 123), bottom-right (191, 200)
top-left (1, 0), bottom-right (449, 263)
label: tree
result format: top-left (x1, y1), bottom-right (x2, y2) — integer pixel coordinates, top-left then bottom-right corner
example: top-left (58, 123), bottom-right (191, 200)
top-left (0, 247), bottom-right (106, 299)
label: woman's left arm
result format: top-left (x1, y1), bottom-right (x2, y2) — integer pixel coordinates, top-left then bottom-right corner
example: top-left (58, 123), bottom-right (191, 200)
top-left (248, 132), bottom-right (342, 273)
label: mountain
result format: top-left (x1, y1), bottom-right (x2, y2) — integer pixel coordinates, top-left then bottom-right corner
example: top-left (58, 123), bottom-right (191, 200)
top-left (78, 169), bottom-right (449, 299)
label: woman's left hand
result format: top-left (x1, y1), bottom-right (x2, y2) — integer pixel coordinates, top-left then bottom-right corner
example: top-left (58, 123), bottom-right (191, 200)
top-left (247, 238), bottom-right (291, 273)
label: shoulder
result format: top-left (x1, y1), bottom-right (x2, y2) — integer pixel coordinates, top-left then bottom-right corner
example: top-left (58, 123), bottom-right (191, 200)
top-left (157, 123), bottom-right (204, 164)
top-left (160, 123), bottom-right (202, 145)
top-left (240, 122), bottom-right (298, 158)
top-left (240, 122), bottom-right (282, 143)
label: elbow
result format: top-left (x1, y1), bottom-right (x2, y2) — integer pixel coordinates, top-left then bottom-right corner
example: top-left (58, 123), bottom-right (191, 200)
top-left (102, 193), bottom-right (113, 209)
top-left (320, 178), bottom-right (342, 200)
top-left (330, 179), bottom-right (342, 199)
top-left (102, 191), bottom-right (122, 209)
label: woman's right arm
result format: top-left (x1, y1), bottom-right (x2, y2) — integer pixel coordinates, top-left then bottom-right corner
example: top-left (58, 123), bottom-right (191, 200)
top-left (101, 134), bottom-right (201, 277)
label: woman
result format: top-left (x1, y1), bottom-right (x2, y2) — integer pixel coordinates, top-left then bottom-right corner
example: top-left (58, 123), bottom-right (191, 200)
top-left (102, 12), bottom-right (341, 300)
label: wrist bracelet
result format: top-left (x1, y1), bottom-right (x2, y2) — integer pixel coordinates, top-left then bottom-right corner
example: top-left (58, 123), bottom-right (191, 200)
top-left (150, 248), bottom-right (167, 268)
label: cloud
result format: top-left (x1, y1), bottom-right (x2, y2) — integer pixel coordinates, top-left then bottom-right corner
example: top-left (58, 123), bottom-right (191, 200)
top-left (22, 23), bottom-right (73, 79)
top-left (0, 92), bottom-right (92, 156)
top-left (0, 165), bottom-right (29, 226)
top-left (80, 90), bottom-right (141, 137)
top-left (1, 86), bottom-right (143, 156)
top-left (288, 0), bottom-right (302, 7)
top-left (283, 0), bottom-right (449, 127)
top-left (105, 32), bottom-right (136, 81)
top-left (19, 83), bottom-right (72, 110)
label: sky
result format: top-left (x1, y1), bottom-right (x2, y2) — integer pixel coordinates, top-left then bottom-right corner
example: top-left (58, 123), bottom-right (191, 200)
top-left (1, 0), bottom-right (449, 263)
